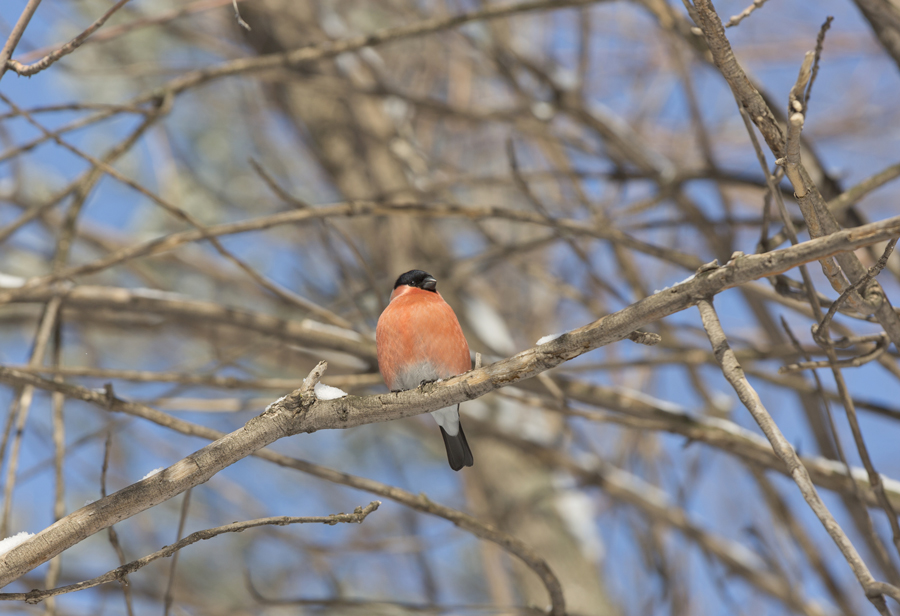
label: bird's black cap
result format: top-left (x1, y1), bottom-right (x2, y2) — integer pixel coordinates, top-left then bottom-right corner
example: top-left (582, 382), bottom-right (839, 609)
top-left (394, 270), bottom-right (437, 292)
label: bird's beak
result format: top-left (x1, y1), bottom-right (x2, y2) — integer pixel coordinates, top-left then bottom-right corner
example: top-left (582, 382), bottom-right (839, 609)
top-left (423, 277), bottom-right (437, 291)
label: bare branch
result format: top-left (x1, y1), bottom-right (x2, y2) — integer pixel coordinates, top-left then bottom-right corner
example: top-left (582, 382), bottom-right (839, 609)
top-left (779, 334), bottom-right (889, 373)
top-left (5, 0), bottom-right (132, 77)
top-left (0, 503), bottom-right (381, 604)
top-left (698, 298), bottom-right (899, 614)
top-left (724, 0), bottom-right (770, 28)
top-left (2, 218), bottom-right (900, 587)
top-left (814, 239), bottom-right (898, 344)
top-left (0, 0), bottom-right (42, 82)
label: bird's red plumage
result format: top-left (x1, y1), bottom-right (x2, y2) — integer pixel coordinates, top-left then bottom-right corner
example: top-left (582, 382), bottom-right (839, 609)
top-left (377, 273), bottom-right (474, 470)
top-left (376, 286), bottom-right (471, 391)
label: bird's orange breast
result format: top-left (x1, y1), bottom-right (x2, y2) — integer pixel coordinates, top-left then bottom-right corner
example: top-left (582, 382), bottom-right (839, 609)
top-left (376, 288), bottom-right (471, 391)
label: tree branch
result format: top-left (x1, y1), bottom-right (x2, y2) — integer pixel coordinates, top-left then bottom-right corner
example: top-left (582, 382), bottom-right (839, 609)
top-left (5, 0), bottom-right (131, 77)
top-left (0, 502), bottom-right (381, 604)
top-left (1, 219), bottom-right (899, 590)
top-left (698, 298), bottom-right (900, 614)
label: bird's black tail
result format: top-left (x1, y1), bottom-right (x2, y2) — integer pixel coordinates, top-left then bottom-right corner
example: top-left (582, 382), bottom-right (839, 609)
top-left (439, 420), bottom-right (474, 471)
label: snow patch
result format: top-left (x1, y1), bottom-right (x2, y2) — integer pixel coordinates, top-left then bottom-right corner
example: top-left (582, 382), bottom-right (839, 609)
top-left (132, 288), bottom-right (188, 302)
top-left (314, 383), bottom-right (347, 400)
top-left (654, 272), bottom-right (696, 294)
top-left (537, 332), bottom-right (565, 346)
top-left (0, 532), bottom-right (34, 556)
top-left (0, 273), bottom-right (25, 288)
top-left (614, 387), bottom-right (687, 415)
top-left (816, 458), bottom-right (900, 496)
top-left (265, 395), bottom-right (287, 412)
top-left (142, 467), bottom-right (164, 480)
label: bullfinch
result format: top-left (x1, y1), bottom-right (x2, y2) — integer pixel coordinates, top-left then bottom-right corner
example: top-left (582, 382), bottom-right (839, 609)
top-left (376, 270), bottom-right (474, 470)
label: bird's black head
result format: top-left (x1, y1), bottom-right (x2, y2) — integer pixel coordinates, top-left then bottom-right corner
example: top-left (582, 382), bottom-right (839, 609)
top-left (394, 270), bottom-right (437, 292)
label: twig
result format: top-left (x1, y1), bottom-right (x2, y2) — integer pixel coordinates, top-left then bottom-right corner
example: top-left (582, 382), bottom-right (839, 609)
top-left (738, 103), bottom-right (825, 320)
top-left (0, 105), bottom-right (163, 248)
top-left (805, 17), bottom-right (834, 107)
top-left (13, 0), bottom-right (235, 63)
top-left (0, 93), bottom-right (358, 332)
top-left (6, 0), bottom-right (131, 77)
top-left (693, 0), bottom-right (900, 352)
top-left (131, 0), bottom-right (614, 107)
top-left (43, 319), bottom-right (66, 616)
top-left (780, 52), bottom-right (814, 199)
top-left (767, 161), bottom-right (900, 249)
top-left (779, 334), bottom-right (889, 373)
top-left (0, 295), bottom-right (63, 538)
top-left (162, 489), bottom-right (192, 616)
top-left (724, 0), bottom-right (769, 27)
top-left (808, 237), bottom-right (900, 564)
top-left (813, 238), bottom-right (898, 345)
top-left (1, 503), bottom-right (381, 604)
top-left (692, 0), bottom-right (785, 157)
top-left (483, 424), bottom-right (832, 616)
top-left (775, 54), bottom-right (874, 317)
top-left (301, 361), bottom-right (328, 399)
top-left (232, 0), bottom-right (251, 30)
top-left (3, 285), bottom-right (376, 362)
top-left (4, 219), bottom-right (900, 587)
top-left (0, 0), bottom-right (43, 82)
top-left (247, 157), bottom-right (382, 322)
top-left (751, 469), bottom-right (858, 616)
top-left (776, 317), bottom-right (898, 580)
top-left (101, 432), bottom-right (135, 616)
top-left (698, 298), bottom-right (898, 614)
top-left (0, 200), bottom-right (701, 303)
top-left (506, 138), bottom-right (627, 303)
top-left (6, 365), bottom-right (381, 391)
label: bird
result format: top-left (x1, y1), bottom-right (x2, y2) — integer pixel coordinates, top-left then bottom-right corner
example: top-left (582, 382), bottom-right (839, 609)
top-left (376, 270), bottom-right (474, 470)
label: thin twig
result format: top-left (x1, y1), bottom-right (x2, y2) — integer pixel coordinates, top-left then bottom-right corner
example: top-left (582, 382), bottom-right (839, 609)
top-left (231, 0), bottom-right (251, 30)
top-left (162, 489), bottom-right (192, 616)
top-left (814, 239), bottom-right (898, 345)
top-left (698, 298), bottom-right (898, 614)
top-left (101, 431), bottom-right (135, 616)
top-left (2, 503), bottom-right (381, 604)
top-left (4, 220), bottom-right (900, 590)
top-left (780, 334), bottom-right (889, 373)
top-left (724, 0), bottom-right (769, 27)
top-left (0, 295), bottom-right (63, 538)
top-left (805, 17), bottom-right (834, 108)
top-left (780, 52), bottom-right (814, 198)
top-left (0, 0), bottom-right (43, 82)
top-left (6, 0), bottom-right (132, 77)
top-left (301, 361), bottom-right (328, 399)
top-left (0, 93), bottom-right (359, 332)
top-left (777, 318), bottom-right (898, 580)
top-left (42, 319), bottom-right (66, 616)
